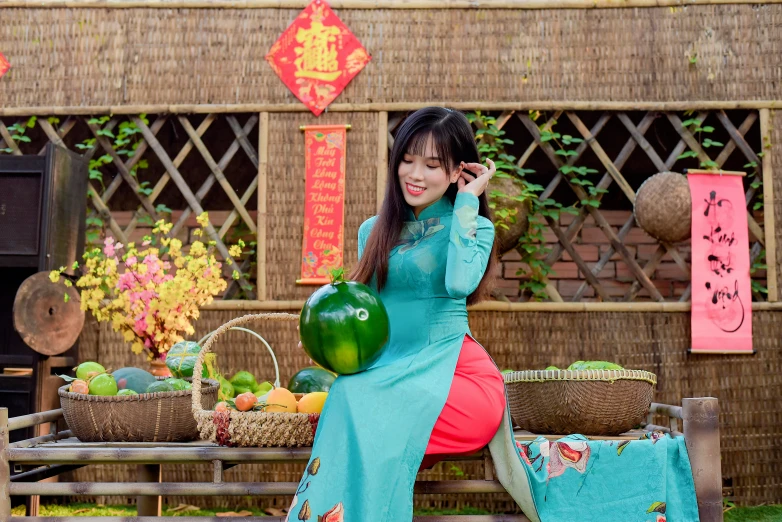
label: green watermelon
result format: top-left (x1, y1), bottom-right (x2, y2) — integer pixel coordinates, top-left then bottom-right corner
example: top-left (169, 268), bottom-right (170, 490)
top-left (288, 366), bottom-right (337, 393)
top-left (146, 381), bottom-right (175, 394)
top-left (164, 378), bottom-right (190, 391)
top-left (299, 279), bottom-right (389, 375)
top-left (567, 361), bottom-right (624, 371)
top-left (113, 367), bottom-right (156, 393)
top-left (165, 341), bottom-right (206, 378)
top-left (117, 389), bottom-right (138, 396)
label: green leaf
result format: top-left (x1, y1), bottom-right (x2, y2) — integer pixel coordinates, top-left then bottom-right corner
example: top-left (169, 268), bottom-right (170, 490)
top-left (89, 170), bottom-right (103, 181)
top-left (26, 116), bottom-right (37, 129)
top-left (744, 161), bottom-right (758, 169)
top-left (677, 150), bottom-right (698, 160)
top-left (681, 118), bottom-right (700, 127)
top-left (753, 201), bottom-right (763, 211)
top-left (97, 129), bottom-right (115, 138)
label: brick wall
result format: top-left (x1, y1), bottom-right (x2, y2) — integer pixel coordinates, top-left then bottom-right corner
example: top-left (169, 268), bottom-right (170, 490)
top-left (498, 210), bottom-right (767, 302)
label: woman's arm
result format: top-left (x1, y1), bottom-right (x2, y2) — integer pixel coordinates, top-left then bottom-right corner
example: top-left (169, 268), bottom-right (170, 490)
top-left (357, 216), bottom-right (378, 260)
top-left (445, 193), bottom-right (495, 299)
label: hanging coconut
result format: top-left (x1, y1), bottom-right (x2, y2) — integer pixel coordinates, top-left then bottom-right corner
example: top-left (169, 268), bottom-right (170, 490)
top-left (489, 175), bottom-right (532, 254)
top-left (633, 171), bottom-right (692, 243)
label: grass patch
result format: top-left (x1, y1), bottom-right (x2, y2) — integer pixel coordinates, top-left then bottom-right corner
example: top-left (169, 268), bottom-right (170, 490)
top-left (725, 505), bottom-right (782, 522)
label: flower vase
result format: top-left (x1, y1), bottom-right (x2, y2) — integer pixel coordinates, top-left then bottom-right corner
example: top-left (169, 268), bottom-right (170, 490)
top-left (148, 359), bottom-right (172, 378)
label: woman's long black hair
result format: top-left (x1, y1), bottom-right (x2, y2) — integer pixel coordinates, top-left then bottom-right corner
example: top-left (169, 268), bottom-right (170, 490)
top-left (350, 107), bottom-right (498, 304)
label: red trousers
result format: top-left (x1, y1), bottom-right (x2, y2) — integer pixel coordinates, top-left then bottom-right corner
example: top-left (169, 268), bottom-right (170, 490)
top-left (420, 335), bottom-right (506, 470)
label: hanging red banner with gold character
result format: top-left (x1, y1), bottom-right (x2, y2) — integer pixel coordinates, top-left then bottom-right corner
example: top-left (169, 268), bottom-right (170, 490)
top-left (265, 0), bottom-right (371, 116)
top-left (297, 124), bottom-right (349, 285)
top-left (0, 52), bottom-right (11, 79)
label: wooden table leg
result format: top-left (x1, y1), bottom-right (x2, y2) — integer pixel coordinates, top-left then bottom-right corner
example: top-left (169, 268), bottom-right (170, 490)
top-left (136, 464), bottom-right (162, 516)
top-left (683, 397), bottom-right (723, 522)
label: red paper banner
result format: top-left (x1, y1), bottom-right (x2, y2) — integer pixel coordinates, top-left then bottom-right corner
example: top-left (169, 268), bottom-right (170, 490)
top-left (297, 125), bottom-right (348, 285)
top-left (0, 52), bottom-right (10, 79)
top-left (265, 0), bottom-right (371, 116)
top-left (688, 171), bottom-right (753, 354)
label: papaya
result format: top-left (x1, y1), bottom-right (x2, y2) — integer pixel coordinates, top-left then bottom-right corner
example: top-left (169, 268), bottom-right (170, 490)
top-left (288, 366), bottom-right (336, 393)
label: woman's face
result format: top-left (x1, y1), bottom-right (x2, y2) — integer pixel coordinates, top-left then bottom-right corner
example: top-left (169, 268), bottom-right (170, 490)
top-left (398, 134), bottom-right (460, 219)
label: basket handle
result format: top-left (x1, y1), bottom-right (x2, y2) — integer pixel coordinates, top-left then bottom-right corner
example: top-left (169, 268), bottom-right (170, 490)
top-left (191, 312), bottom-right (299, 415)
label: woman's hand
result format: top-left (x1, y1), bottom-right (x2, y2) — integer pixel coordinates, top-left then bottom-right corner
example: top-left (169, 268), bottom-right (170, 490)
top-left (457, 159), bottom-right (495, 197)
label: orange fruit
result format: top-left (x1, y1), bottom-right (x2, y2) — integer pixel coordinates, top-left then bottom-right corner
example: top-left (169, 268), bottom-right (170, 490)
top-left (263, 387), bottom-right (298, 413)
top-left (215, 401), bottom-right (229, 412)
top-left (297, 392), bottom-right (328, 414)
top-left (235, 391), bottom-right (257, 412)
top-left (70, 380), bottom-right (89, 394)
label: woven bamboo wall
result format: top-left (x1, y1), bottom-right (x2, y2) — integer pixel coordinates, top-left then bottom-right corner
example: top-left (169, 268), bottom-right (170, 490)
top-left (73, 309), bottom-right (782, 510)
top-left (1, 5), bottom-right (781, 108)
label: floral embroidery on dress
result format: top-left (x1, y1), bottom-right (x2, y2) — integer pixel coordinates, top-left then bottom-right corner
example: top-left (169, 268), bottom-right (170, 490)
top-left (397, 218), bottom-right (445, 253)
top-left (453, 205), bottom-right (478, 241)
top-left (285, 457), bottom-right (342, 522)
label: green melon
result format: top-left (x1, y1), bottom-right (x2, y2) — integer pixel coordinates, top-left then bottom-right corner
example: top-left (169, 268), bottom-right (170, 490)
top-left (288, 366), bottom-right (337, 393)
top-left (165, 341), bottom-right (206, 378)
top-left (567, 361), bottom-right (624, 371)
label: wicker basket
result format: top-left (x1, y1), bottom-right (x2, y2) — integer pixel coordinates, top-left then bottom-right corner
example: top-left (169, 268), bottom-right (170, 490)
top-left (505, 369), bottom-right (657, 436)
top-left (59, 377), bottom-right (219, 442)
top-left (191, 313), bottom-right (319, 447)
top-left (633, 171), bottom-right (692, 243)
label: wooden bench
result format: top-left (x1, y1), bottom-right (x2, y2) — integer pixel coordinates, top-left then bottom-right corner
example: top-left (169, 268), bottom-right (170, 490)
top-left (0, 397), bottom-right (722, 522)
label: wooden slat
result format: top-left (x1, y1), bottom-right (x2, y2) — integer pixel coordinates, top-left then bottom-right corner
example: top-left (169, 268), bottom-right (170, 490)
top-left (717, 110), bottom-right (761, 167)
top-left (573, 215), bottom-right (635, 301)
top-left (668, 113), bottom-right (765, 246)
top-left (567, 111), bottom-right (637, 204)
top-left (377, 111), bottom-right (388, 213)
top-left (87, 119), bottom-right (160, 219)
top-left (0, 120), bottom-right (23, 155)
top-left (715, 112), bottom-right (757, 168)
top-left (520, 114), bottom-right (665, 301)
top-left (132, 116), bottom-right (255, 299)
top-left (616, 112), bottom-right (667, 172)
top-left (257, 112), bottom-right (269, 301)
top-left (170, 116), bottom-right (258, 238)
top-left (623, 244), bottom-right (667, 301)
top-left (760, 109), bottom-right (778, 301)
top-left (178, 116), bottom-right (257, 234)
top-left (226, 115), bottom-right (259, 167)
top-left (124, 114), bottom-right (205, 237)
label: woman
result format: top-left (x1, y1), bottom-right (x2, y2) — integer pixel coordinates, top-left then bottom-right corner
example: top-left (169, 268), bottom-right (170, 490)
top-left (287, 106), bottom-right (506, 521)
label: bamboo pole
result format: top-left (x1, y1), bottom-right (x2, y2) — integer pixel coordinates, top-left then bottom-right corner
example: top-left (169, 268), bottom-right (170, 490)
top-left (0, 0), bottom-right (779, 7)
top-left (18, 515), bottom-right (530, 522)
top-left (377, 111), bottom-right (388, 213)
top-left (760, 109), bottom-right (778, 301)
top-left (7, 410), bottom-right (63, 432)
top-left (9, 480), bottom-right (507, 496)
top-left (1, 409), bottom-right (10, 521)
top-left (2, 101), bottom-right (781, 117)
top-left (257, 112), bottom-right (269, 301)
top-left (201, 300), bottom-right (782, 312)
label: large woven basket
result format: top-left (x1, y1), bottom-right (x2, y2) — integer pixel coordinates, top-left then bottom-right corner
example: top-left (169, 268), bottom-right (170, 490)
top-left (633, 171), bottom-right (692, 243)
top-left (505, 369), bottom-right (657, 436)
top-left (59, 377), bottom-right (219, 442)
top-left (192, 313), bottom-right (319, 447)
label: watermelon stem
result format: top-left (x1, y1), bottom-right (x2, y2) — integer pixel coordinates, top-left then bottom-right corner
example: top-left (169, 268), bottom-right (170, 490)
top-left (329, 267), bottom-right (346, 284)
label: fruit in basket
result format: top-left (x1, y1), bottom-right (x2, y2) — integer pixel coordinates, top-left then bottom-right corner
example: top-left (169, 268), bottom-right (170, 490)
top-left (288, 366), bottom-right (337, 393)
top-left (146, 380), bottom-right (175, 393)
top-left (215, 401), bottom-right (229, 412)
top-left (544, 366), bottom-right (559, 371)
top-left (262, 387), bottom-right (298, 413)
top-left (299, 278), bottom-right (390, 375)
top-left (501, 369), bottom-right (514, 375)
top-left (75, 361), bottom-right (106, 381)
top-left (218, 376), bottom-right (235, 401)
top-left (254, 381), bottom-right (273, 397)
top-left (567, 361), bottom-right (624, 371)
top-left (297, 392), bottom-right (328, 414)
top-left (113, 367), bottom-right (156, 393)
top-left (164, 378), bottom-right (191, 391)
top-left (69, 379), bottom-right (89, 394)
top-left (230, 371), bottom-right (259, 395)
top-left (166, 341), bottom-right (207, 378)
top-left (88, 373), bottom-right (118, 396)
top-left (117, 389), bottom-right (138, 396)
top-left (235, 391), bottom-right (258, 412)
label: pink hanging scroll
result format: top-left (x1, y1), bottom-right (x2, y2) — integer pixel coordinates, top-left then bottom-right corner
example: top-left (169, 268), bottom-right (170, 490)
top-left (688, 170), bottom-right (753, 354)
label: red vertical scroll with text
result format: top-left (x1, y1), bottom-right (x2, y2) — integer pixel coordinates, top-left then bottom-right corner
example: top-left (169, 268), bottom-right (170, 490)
top-left (297, 124), bottom-right (348, 285)
top-left (688, 170), bottom-right (753, 354)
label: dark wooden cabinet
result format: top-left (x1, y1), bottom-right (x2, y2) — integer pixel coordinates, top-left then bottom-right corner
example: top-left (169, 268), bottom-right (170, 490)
top-left (0, 143), bottom-right (87, 442)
